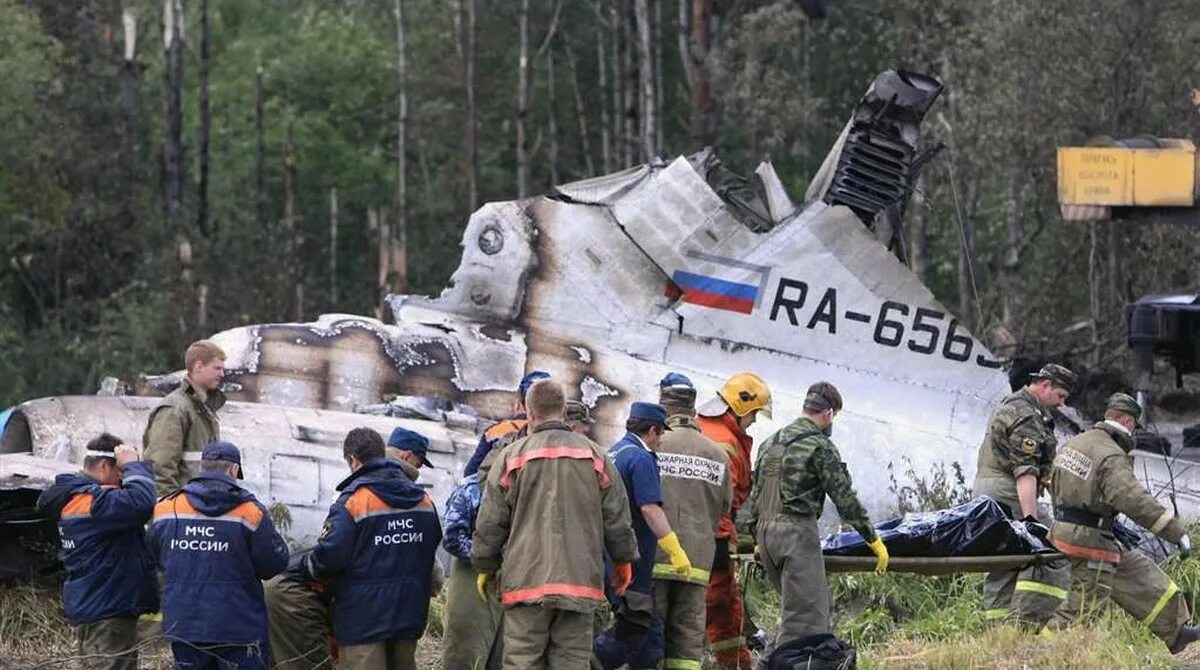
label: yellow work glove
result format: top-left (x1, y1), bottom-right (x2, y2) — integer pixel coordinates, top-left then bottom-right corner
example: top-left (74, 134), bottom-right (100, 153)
top-left (658, 531), bottom-right (692, 576)
top-left (476, 572), bottom-right (490, 602)
top-left (867, 537), bottom-right (889, 575)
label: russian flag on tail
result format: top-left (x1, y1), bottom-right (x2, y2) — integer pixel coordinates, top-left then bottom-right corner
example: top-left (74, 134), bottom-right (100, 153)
top-left (666, 270), bottom-right (758, 315)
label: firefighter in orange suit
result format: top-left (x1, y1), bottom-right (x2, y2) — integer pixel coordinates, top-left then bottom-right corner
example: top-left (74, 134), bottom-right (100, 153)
top-left (697, 372), bottom-right (772, 669)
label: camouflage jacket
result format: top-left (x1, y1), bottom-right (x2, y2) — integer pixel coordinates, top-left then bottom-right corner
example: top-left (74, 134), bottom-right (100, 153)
top-left (1050, 421), bottom-right (1185, 562)
top-left (748, 421), bottom-right (823, 538)
top-left (973, 388), bottom-right (1056, 509)
top-left (774, 417), bottom-right (876, 542)
top-left (143, 379), bottom-right (225, 495)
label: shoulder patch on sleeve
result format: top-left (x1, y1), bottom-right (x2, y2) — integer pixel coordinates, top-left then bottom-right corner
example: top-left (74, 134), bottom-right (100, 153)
top-left (320, 520), bottom-right (334, 540)
top-left (1020, 437), bottom-right (1038, 455)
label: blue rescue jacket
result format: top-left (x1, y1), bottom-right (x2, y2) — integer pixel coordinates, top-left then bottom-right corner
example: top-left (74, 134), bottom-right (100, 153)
top-left (441, 473), bottom-right (481, 561)
top-left (147, 472), bottom-right (289, 645)
top-left (307, 459), bottom-right (442, 645)
top-left (609, 433), bottom-right (663, 595)
top-left (36, 462), bottom-right (158, 624)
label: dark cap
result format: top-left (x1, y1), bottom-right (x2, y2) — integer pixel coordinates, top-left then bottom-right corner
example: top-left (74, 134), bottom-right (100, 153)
top-left (629, 401), bottom-right (671, 429)
top-left (565, 400), bottom-right (595, 424)
top-left (1106, 393), bottom-right (1143, 427)
top-left (388, 426), bottom-right (434, 467)
top-left (201, 441), bottom-right (244, 479)
top-left (1031, 363), bottom-right (1077, 392)
top-left (518, 370), bottom-right (552, 402)
top-left (658, 372), bottom-right (697, 408)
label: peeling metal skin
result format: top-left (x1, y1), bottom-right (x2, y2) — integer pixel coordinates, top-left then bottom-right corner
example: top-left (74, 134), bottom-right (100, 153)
top-left (2, 71), bottom-right (1047, 562)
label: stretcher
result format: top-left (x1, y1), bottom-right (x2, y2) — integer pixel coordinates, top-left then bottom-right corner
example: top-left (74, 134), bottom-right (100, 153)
top-left (732, 553), bottom-right (1066, 576)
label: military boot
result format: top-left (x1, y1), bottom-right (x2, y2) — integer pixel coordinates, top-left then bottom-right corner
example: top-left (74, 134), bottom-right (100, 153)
top-left (1169, 625), bottom-right (1200, 654)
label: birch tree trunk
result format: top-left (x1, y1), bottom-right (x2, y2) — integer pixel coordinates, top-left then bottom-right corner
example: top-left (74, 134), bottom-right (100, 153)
top-left (459, 0), bottom-right (478, 212)
top-left (162, 0), bottom-right (184, 231)
top-left (611, 5), bottom-right (624, 167)
top-left (119, 7), bottom-right (140, 228)
top-left (394, 0), bottom-right (409, 294)
top-left (547, 44), bottom-right (560, 185)
top-left (283, 120), bottom-right (303, 320)
top-left (597, 20), bottom-right (612, 173)
top-left (330, 186), bottom-right (338, 306)
top-left (255, 61), bottom-right (266, 228)
top-left (516, 0), bottom-right (532, 198)
top-left (635, 0), bottom-right (655, 161)
top-left (196, 0), bottom-right (211, 236)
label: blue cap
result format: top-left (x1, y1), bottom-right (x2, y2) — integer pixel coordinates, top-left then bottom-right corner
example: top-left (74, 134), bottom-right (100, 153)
top-left (388, 426), bottom-right (434, 467)
top-left (518, 370), bottom-right (552, 401)
top-left (659, 372), bottom-right (694, 389)
top-left (201, 441), bottom-right (244, 479)
top-left (629, 402), bottom-right (671, 429)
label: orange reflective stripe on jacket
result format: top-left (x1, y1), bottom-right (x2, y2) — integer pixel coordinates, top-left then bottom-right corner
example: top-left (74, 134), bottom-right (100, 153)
top-left (62, 493), bottom-right (94, 519)
top-left (501, 582), bottom-right (606, 606)
top-left (345, 488), bottom-right (435, 522)
top-left (500, 446), bottom-right (611, 487)
top-left (1052, 538), bottom-right (1121, 563)
top-left (153, 493), bottom-right (264, 531)
top-left (485, 419), bottom-right (526, 441)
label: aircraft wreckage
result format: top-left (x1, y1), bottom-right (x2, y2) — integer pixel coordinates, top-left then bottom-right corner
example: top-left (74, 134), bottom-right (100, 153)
top-left (5, 69), bottom-right (1179, 581)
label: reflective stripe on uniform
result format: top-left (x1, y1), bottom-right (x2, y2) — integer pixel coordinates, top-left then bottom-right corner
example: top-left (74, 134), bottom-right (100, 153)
top-left (501, 582), bottom-right (606, 606)
top-left (1051, 538), bottom-right (1122, 563)
top-left (664, 659), bottom-right (702, 669)
top-left (1014, 580), bottom-right (1067, 601)
top-left (984, 608), bottom-right (1009, 620)
top-left (1149, 510), bottom-right (1174, 535)
top-left (709, 636), bottom-right (746, 651)
top-left (1143, 581), bottom-right (1180, 626)
top-left (653, 563), bottom-right (710, 584)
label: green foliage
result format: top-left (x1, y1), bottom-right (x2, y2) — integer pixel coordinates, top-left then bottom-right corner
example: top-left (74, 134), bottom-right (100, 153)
top-left (888, 458), bottom-right (972, 515)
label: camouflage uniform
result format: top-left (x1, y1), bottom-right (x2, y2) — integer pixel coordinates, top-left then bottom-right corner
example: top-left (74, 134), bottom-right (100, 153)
top-left (973, 387), bottom-right (1069, 626)
top-left (1049, 415), bottom-right (1190, 646)
top-left (755, 417), bottom-right (875, 668)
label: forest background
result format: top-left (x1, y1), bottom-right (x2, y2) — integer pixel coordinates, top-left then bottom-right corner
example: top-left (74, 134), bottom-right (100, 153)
top-left (1, 0), bottom-right (1198, 407)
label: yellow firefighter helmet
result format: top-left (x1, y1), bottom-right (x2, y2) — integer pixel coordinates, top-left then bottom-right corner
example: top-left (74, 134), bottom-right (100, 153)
top-left (716, 372), bottom-right (772, 419)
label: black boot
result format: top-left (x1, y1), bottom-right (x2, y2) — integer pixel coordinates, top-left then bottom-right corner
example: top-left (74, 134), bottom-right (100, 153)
top-left (1169, 625), bottom-right (1200, 654)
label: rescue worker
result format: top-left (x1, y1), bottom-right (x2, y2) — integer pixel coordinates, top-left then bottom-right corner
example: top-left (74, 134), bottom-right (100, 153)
top-left (35, 433), bottom-right (157, 670)
top-left (974, 363), bottom-right (1074, 627)
top-left (301, 427), bottom-right (442, 670)
top-left (463, 370), bottom-right (551, 476)
top-left (144, 339), bottom-right (227, 494)
top-left (387, 425), bottom-right (435, 481)
top-left (264, 548), bottom-right (332, 670)
top-left (472, 379), bottom-right (639, 669)
top-left (1048, 393), bottom-right (1200, 653)
top-left (643, 373), bottom-right (732, 670)
top-left (441, 464), bottom-right (504, 669)
top-left (697, 371), bottom-right (771, 668)
top-left (565, 399), bottom-right (595, 435)
top-left (594, 401), bottom-right (694, 669)
top-left (755, 382), bottom-right (887, 669)
top-left (148, 441), bottom-right (289, 669)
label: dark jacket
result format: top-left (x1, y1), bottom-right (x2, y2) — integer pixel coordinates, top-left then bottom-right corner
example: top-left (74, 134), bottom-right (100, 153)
top-left (36, 462), bottom-right (158, 624)
top-left (463, 416), bottom-right (527, 476)
top-left (148, 471), bottom-right (289, 644)
top-left (442, 472), bottom-right (482, 561)
top-left (307, 459), bottom-right (442, 645)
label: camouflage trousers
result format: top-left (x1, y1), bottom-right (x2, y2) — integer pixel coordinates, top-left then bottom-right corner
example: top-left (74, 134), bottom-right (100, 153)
top-left (502, 604), bottom-right (593, 670)
top-left (1050, 549), bottom-right (1189, 646)
top-left (263, 574), bottom-right (332, 670)
top-left (338, 639), bottom-right (417, 670)
top-left (754, 516), bottom-right (828, 670)
top-left (77, 616), bottom-right (139, 670)
top-left (442, 556), bottom-right (504, 669)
